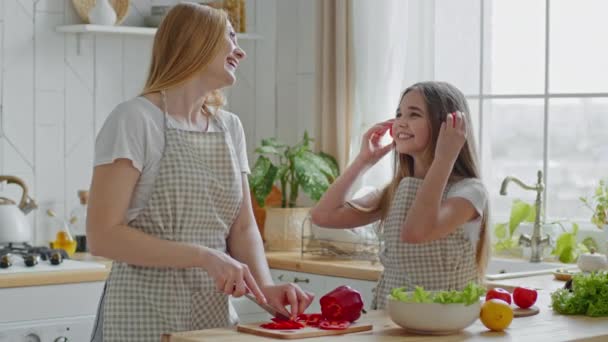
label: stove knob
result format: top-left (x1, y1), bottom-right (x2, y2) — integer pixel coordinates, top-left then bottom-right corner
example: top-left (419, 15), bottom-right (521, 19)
top-left (24, 333), bottom-right (41, 342)
top-left (24, 254), bottom-right (38, 267)
top-left (0, 255), bottom-right (11, 268)
top-left (49, 251), bottom-right (63, 265)
top-left (53, 337), bottom-right (68, 342)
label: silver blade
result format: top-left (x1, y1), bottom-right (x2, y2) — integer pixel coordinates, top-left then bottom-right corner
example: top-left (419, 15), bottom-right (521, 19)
top-left (243, 292), bottom-right (291, 321)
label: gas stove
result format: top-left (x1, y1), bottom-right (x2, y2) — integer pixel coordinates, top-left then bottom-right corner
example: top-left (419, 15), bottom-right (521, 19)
top-left (0, 243), bottom-right (105, 274)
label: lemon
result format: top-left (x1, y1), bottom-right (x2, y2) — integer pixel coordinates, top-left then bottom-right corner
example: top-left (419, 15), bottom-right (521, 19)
top-left (480, 299), bottom-right (513, 331)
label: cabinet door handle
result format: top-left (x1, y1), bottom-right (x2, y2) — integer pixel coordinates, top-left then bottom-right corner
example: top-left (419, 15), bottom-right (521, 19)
top-left (277, 274), bottom-right (285, 281)
top-left (293, 277), bottom-right (310, 284)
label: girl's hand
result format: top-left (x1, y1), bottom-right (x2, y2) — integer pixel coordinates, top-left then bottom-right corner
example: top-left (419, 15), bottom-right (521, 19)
top-left (356, 119), bottom-right (395, 166)
top-left (435, 111), bottom-right (467, 164)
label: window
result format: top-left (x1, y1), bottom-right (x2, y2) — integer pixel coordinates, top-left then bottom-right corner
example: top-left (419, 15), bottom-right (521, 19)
top-left (435, 0), bottom-right (608, 224)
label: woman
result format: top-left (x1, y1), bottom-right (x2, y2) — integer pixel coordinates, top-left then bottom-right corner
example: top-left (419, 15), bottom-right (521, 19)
top-left (87, 4), bottom-right (313, 341)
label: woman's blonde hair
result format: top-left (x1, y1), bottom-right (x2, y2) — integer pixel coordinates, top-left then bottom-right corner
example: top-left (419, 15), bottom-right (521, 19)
top-left (142, 3), bottom-right (227, 110)
top-left (378, 81), bottom-right (490, 278)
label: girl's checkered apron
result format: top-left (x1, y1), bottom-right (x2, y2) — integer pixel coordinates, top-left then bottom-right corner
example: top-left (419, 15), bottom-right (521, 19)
top-left (91, 103), bottom-right (243, 341)
top-left (372, 177), bottom-right (479, 310)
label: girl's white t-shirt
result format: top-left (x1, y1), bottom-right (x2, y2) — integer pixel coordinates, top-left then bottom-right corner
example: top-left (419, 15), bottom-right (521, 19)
top-left (94, 97), bottom-right (250, 222)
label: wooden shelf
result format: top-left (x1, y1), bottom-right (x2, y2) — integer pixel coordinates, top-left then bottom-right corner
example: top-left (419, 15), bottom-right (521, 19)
top-left (56, 24), bottom-right (262, 39)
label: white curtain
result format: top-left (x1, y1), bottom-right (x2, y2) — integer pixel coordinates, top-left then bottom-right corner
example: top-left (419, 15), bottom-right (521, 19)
top-left (349, 0), bottom-right (436, 189)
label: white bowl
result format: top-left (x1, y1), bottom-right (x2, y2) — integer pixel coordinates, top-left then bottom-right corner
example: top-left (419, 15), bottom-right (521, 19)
top-left (387, 295), bottom-right (481, 335)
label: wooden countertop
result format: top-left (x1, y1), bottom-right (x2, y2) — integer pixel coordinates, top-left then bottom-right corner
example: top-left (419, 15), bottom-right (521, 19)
top-left (0, 253), bottom-right (111, 288)
top-left (266, 252), bottom-right (382, 281)
top-left (163, 291), bottom-right (608, 341)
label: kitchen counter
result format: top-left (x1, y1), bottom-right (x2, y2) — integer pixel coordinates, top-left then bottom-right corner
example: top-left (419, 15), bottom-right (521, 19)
top-left (0, 253), bottom-right (111, 288)
top-left (266, 252), bottom-right (382, 281)
top-left (162, 289), bottom-right (608, 342)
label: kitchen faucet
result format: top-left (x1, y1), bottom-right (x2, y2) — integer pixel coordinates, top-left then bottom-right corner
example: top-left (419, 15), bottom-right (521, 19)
top-left (499, 170), bottom-right (551, 263)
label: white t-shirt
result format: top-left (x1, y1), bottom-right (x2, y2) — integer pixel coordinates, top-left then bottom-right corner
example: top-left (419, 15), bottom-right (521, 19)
top-left (94, 96), bottom-right (250, 222)
top-left (445, 178), bottom-right (488, 246)
top-left (347, 178), bottom-right (488, 246)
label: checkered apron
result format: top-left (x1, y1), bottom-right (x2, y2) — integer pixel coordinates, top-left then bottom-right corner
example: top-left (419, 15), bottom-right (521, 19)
top-left (372, 177), bottom-right (479, 310)
top-left (91, 107), bottom-right (243, 341)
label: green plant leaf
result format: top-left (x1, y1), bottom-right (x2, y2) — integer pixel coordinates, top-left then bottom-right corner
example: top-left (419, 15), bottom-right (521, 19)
top-left (293, 154), bottom-right (330, 201)
top-left (248, 156), bottom-right (278, 208)
top-left (255, 145), bottom-right (281, 155)
top-left (261, 137), bottom-right (286, 148)
top-left (494, 223), bottom-right (507, 240)
top-left (582, 237), bottom-right (598, 251)
top-left (525, 204), bottom-right (537, 223)
top-left (552, 227), bottom-right (578, 263)
top-left (300, 151), bottom-right (336, 181)
top-left (318, 151), bottom-right (340, 179)
top-left (509, 200), bottom-right (534, 236)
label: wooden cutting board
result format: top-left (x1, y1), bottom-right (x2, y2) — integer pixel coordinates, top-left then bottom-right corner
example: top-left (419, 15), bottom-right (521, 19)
top-left (236, 321), bottom-right (373, 339)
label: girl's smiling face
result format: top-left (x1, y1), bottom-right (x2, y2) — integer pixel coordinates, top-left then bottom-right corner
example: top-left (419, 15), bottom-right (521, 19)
top-left (392, 89), bottom-right (432, 158)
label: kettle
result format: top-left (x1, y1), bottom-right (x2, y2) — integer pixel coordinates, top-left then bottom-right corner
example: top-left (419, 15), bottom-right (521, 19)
top-left (0, 175), bottom-right (38, 244)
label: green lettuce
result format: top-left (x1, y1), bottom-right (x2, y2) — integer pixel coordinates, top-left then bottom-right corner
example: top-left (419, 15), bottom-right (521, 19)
top-left (551, 271), bottom-right (608, 317)
top-left (389, 282), bottom-right (486, 306)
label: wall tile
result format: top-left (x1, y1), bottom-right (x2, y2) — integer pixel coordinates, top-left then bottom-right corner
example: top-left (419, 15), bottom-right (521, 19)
top-left (65, 64), bottom-right (93, 151)
top-left (122, 36), bottom-right (153, 99)
top-left (35, 12), bottom-right (65, 90)
top-left (3, 0), bottom-right (34, 167)
top-left (36, 0), bottom-right (65, 13)
top-left (94, 35), bottom-right (123, 134)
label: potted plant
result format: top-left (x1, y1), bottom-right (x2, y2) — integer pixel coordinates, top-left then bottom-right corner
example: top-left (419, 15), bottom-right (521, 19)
top-left (248, 131), bottom-right (339, 251)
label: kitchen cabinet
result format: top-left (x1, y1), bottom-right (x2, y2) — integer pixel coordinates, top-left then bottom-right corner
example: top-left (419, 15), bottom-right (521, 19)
top-left (0, 281), bottom-right (105, 341)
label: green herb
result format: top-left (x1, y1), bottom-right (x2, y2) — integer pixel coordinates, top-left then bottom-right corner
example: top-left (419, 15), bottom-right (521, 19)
top-left (248, 132), bottom-right (339, 208)
top-left (390, 282), bottom-right (486, 306)
top-left (551, 272), bottom-right (608, 317)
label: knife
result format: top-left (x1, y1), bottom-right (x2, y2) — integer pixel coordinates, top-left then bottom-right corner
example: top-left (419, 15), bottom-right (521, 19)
top-left (243, 292), bottom-right (292, 321)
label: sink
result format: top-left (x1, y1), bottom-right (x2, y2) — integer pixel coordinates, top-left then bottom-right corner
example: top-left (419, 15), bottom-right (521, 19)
top-left (485, 257), bottom-right (572, 280)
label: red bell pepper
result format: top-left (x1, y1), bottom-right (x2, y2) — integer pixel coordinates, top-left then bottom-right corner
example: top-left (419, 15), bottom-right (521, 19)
top-left (319, 285), bottom-right (365, 322)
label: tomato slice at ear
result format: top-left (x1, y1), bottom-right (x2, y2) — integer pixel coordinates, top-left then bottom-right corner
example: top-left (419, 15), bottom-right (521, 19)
top-left (319, 320), bottom-right (351, 330)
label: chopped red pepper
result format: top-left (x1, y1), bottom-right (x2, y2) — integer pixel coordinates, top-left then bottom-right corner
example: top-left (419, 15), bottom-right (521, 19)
top-left (319, 320), bottom-right (351, 330)
top-left (319, 285), bottom-right (365, 322)
top-left (305, 313), bottom-right (323, 327)
top-left (261, 318), bottom-right (304, 330)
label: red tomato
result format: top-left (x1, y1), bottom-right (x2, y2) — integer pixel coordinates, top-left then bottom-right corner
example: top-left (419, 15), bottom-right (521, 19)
top-left (513, 286), bottom-right (538, 309)
top-left (319, 320), bottom-right (351, 330)
top-left (485, 288), bottom-right (512, 305)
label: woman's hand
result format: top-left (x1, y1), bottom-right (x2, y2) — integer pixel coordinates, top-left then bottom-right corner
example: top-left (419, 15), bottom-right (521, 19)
top-left (435, 111), bottom-right (467, 164)
top-left (201, 248), bottom-right (267, 303)
top-left (356, 119), bottom-right (395, 166)
top-left (261, 284), bottom-right (315, 320)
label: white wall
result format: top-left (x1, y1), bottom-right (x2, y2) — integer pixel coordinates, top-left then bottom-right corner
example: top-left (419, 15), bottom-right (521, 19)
top-left (0, 0), bottom-right (319, 244)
